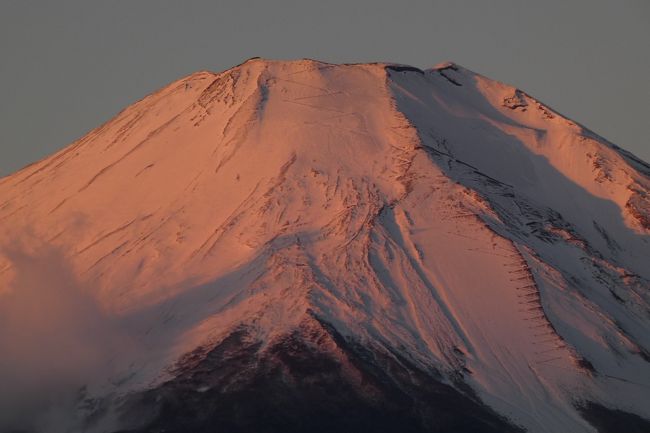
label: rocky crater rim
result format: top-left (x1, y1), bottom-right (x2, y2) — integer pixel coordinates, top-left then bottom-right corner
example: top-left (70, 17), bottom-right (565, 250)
top-left (182, 57), bottom-right (473, 81)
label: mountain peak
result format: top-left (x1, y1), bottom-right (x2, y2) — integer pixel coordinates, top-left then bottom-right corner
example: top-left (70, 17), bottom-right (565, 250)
top-left (1, 59), bottom-right (649, 433)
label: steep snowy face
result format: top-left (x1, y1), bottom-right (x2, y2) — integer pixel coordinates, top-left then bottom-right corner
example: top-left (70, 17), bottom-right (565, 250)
top-left (0, 58), bottom-right (648, 433)
top-left (387, 64), bottom-right (650, 431)
top-left (0, 59), bottom-right (411, 308)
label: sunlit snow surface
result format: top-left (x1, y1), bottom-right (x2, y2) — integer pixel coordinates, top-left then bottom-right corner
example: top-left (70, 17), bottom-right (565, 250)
top-left (0, 59), bottom-right (648, 432)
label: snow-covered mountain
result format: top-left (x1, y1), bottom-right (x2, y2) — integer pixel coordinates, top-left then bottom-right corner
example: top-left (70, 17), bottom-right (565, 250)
top-left (1, 58), bottom-right (649, 433)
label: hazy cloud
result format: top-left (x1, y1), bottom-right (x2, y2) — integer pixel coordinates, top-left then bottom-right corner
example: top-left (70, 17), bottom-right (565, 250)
top-left (0, 239), bottom-right (134, 433)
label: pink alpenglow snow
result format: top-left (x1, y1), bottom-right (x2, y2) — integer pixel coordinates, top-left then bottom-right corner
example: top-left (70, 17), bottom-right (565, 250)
top-left (0, 58), bottom-right (649, 433)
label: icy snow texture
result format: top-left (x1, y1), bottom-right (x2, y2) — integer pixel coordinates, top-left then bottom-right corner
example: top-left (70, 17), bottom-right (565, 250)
top-left (0, 58), bottom-right (648, 432)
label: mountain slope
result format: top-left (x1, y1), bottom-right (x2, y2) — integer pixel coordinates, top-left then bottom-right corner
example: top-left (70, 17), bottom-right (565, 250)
top-left (0, 58), bottom-right (648, 433)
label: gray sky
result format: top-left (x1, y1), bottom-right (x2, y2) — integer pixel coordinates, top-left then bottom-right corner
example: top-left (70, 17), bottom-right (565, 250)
top-left (1, 0), bottom-right (648, 176)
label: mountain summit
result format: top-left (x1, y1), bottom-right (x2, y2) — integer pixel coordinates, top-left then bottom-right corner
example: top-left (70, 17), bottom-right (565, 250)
top-left (1, 58), bottom-right (649, 433)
